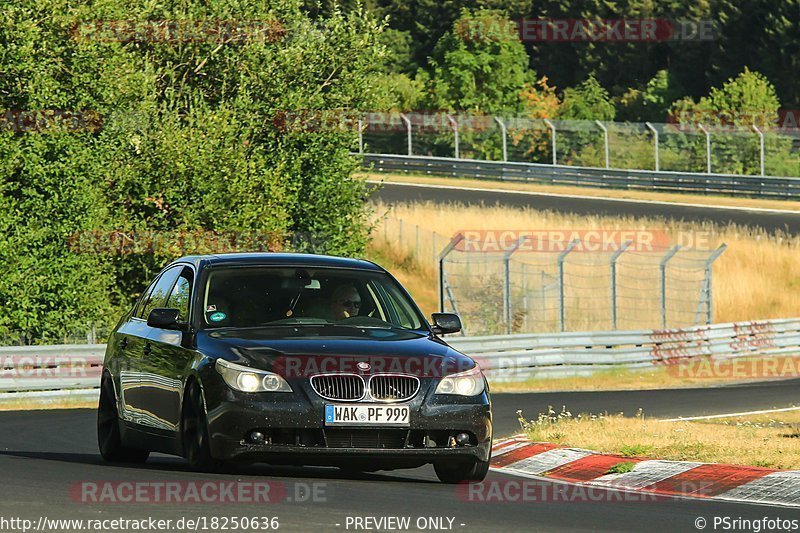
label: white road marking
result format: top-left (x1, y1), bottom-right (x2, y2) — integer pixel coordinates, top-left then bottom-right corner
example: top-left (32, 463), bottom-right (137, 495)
top-left (660, 406), bottom-right (800, 422)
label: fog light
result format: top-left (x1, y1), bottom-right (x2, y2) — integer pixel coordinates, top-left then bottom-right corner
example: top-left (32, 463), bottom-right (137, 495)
top-left (455, 433), bottom-right (470, 447)
top-left (248, 430), bottom-right (266, 444)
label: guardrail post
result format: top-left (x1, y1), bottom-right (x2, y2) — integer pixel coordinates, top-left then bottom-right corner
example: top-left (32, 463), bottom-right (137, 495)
top-left (438, 233), bottom-right (465, 313)
top-left (703, 243), bottom-right (727, 324)
top-left (494, 117), bottom-right (508, 162)
top-left (752, 125), bottom-right (765, 176)
top-left (645, 122), bottom-right (659, 171)
top-left (609, 240), bottom-right (632, 329)
top-left (447, 114), bottom-right (459, 159)
top-left (358, 117), bottom-right (364, 154)
top-left (503, 237), bottom-right (529, 334)
top-left (400, 113), bottom-right (412, 156)
top-left (660, 245), bottom-right (682, 328)
top-left (595, 120), bottom-right (609, 169)
top-left (557, 239), bottom-right (580, 332)
top-left (544, 119), bottom-right (557, 165)
top-left (698, 124), bottom-right (711, 173)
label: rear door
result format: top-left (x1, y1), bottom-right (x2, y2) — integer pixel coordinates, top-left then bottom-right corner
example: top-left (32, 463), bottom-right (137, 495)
top-left (114, 277), bottom-right (157, 424)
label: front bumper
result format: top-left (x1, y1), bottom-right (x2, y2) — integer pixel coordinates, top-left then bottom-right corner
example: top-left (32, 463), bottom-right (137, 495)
top-left (203, 373), bottom-right (492, 467)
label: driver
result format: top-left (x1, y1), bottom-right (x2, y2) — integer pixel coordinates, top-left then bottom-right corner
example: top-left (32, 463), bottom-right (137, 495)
top-left (329, 284), bottom-right (361, 320)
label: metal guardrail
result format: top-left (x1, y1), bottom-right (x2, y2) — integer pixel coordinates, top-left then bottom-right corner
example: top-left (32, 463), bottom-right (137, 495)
top-left (363, 153), bottom-right (800, 199)
top-left (0, 317), bottom-right (797, 401)
top-left (448, 317), bottom-right (800, 380)
top-left (0, 344), bottom-right (104, 400)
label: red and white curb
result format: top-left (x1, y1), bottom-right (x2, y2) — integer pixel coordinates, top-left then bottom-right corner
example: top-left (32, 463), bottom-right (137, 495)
top-left (489, 436), bottom-right (800, 508)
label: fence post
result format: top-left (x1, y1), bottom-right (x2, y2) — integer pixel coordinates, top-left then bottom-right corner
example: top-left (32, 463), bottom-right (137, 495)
top-left (438, 233), bottom-right (465, 313)
top-left (544, 119), bottom-right (557, 165)
top-left (400, 113), bottom-right (412, 156)
top-left (447, 114), bottom-right (459, 159)
top-left (502, 237), bottom-right (529, 335)
top-left (752, 125), bottom-right (765, 176)
top-left (645, 122), bottom-right (659, 171)
top-left (595, 120), bottom-right (609, 169)
top-left (358, 117), bottom-right (364, 154)
top-left (493, 116), bottom-right (508, 162)
top-left (398, 219), bottom-right (403, 249)
top-left (704, 244), bottom-right (728, 324)
top-left (557, 239), bottom-right (580, 332)
top-left (541, 270), bottom-right (547, 328)
top-left (659, 245), bottom-right (682, 328)
top-left (522, 262), bottom-right (528, 331)
top-left (609, 240), bottom-right (633, 330)
top-left (698, 124), bottom-right (711, 173)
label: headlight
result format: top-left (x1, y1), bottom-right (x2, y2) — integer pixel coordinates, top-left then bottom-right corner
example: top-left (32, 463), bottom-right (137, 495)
top-left (435, 365), bottom-right (485, 396)
top-left (215, 359), bottom-right (292, 393)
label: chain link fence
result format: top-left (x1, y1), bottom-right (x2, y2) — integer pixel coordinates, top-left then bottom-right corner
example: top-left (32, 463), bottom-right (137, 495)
top-left (357, 112), bottom-right (800, 178)
top-left (373, 216), bottom-right (726, 336)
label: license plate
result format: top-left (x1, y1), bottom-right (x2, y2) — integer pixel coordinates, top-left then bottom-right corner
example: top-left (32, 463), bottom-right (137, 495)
top-left (325, 404), bottom-right (410, 426)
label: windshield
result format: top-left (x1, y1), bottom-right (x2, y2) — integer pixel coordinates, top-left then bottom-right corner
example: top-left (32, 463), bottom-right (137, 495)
top-left (201, 266), bottom-right (426, 331)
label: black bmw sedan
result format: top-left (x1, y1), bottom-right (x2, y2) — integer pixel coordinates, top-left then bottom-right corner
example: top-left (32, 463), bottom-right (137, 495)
top-left (98, 253), bottom-right (492, 483)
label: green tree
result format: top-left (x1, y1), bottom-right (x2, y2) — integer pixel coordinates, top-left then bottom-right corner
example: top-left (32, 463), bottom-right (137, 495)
top-left (618, 70), bottom-right (684, 122)
top-left (558, 75), bottom-right (615, 120)
top-left (426, 10), bottom-right (535, 114)
top-left (0, 0), bottom-right (387, 343)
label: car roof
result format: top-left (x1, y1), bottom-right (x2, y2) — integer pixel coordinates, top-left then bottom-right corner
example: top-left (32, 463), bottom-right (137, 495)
top-left (171, 252), bottom-right (385, 272)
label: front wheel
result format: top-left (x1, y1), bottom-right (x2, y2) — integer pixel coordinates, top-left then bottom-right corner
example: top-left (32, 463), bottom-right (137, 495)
top-left (434, 459), bottom-right (490, 484)
top-left (181, 382), bottom-right (224, 472)
top-left (97, 373), bottom-right (149, 463)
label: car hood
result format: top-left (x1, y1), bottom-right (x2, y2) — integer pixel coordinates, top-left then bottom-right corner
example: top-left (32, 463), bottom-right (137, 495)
top-left (197, 326), bottom-right (475, 378)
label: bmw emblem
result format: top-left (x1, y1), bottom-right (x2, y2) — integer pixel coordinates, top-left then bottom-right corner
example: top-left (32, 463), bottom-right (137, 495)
top-left (357, 362), bottom-right (370, 372)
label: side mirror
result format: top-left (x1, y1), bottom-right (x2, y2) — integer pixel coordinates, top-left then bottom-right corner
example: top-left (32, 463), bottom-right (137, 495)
top-left (431, 312), bottom-right (462, 335)
top-left (147, 308), bottom-right (183, 330)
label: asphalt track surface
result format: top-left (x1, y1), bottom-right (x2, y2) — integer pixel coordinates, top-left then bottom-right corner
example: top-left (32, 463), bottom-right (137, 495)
top-left (370, 181), bottom-right (800, 235)
top-left (2, 382), bottom-right (799, 532)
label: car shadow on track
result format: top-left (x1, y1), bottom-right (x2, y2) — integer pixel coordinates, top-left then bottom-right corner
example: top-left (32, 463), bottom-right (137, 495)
top-left (0, 449), bottom-right (437, 483)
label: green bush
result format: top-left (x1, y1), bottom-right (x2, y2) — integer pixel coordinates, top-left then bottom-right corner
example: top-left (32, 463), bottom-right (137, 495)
top-left (0, 0), bottom-right (386, 343)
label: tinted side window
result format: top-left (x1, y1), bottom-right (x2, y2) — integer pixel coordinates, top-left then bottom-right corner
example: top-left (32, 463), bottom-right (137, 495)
top-left (166, 267), bottom-right (193, 321)
top-left (140, 266), bottom-right (183, 320)
top-left (134, 280), bottom-right (158, 319)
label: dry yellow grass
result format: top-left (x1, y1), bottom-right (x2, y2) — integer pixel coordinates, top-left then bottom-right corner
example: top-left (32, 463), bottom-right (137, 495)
top-left (363, 172), bottom-right (800, 213)
top-left (0, 398), bottom-right (96, 411)
top-left (519, 407), bottom-right (800, 469)
top-left (367, 200), bottom-right (800, 324)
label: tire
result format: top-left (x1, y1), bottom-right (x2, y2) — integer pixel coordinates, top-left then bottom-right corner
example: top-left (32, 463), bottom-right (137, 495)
top-left (434, 459), bottom-right (490, 484)
top-left (97, 373), bottom-right (150, 463)
top-left (181, 382), bottom-right (224, 472)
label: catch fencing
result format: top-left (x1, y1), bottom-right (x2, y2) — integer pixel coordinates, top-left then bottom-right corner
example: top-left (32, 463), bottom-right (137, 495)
top-left (373, 216), bottom-right (726, 335)
top-left (357, 112), bottom-right (800, 180)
